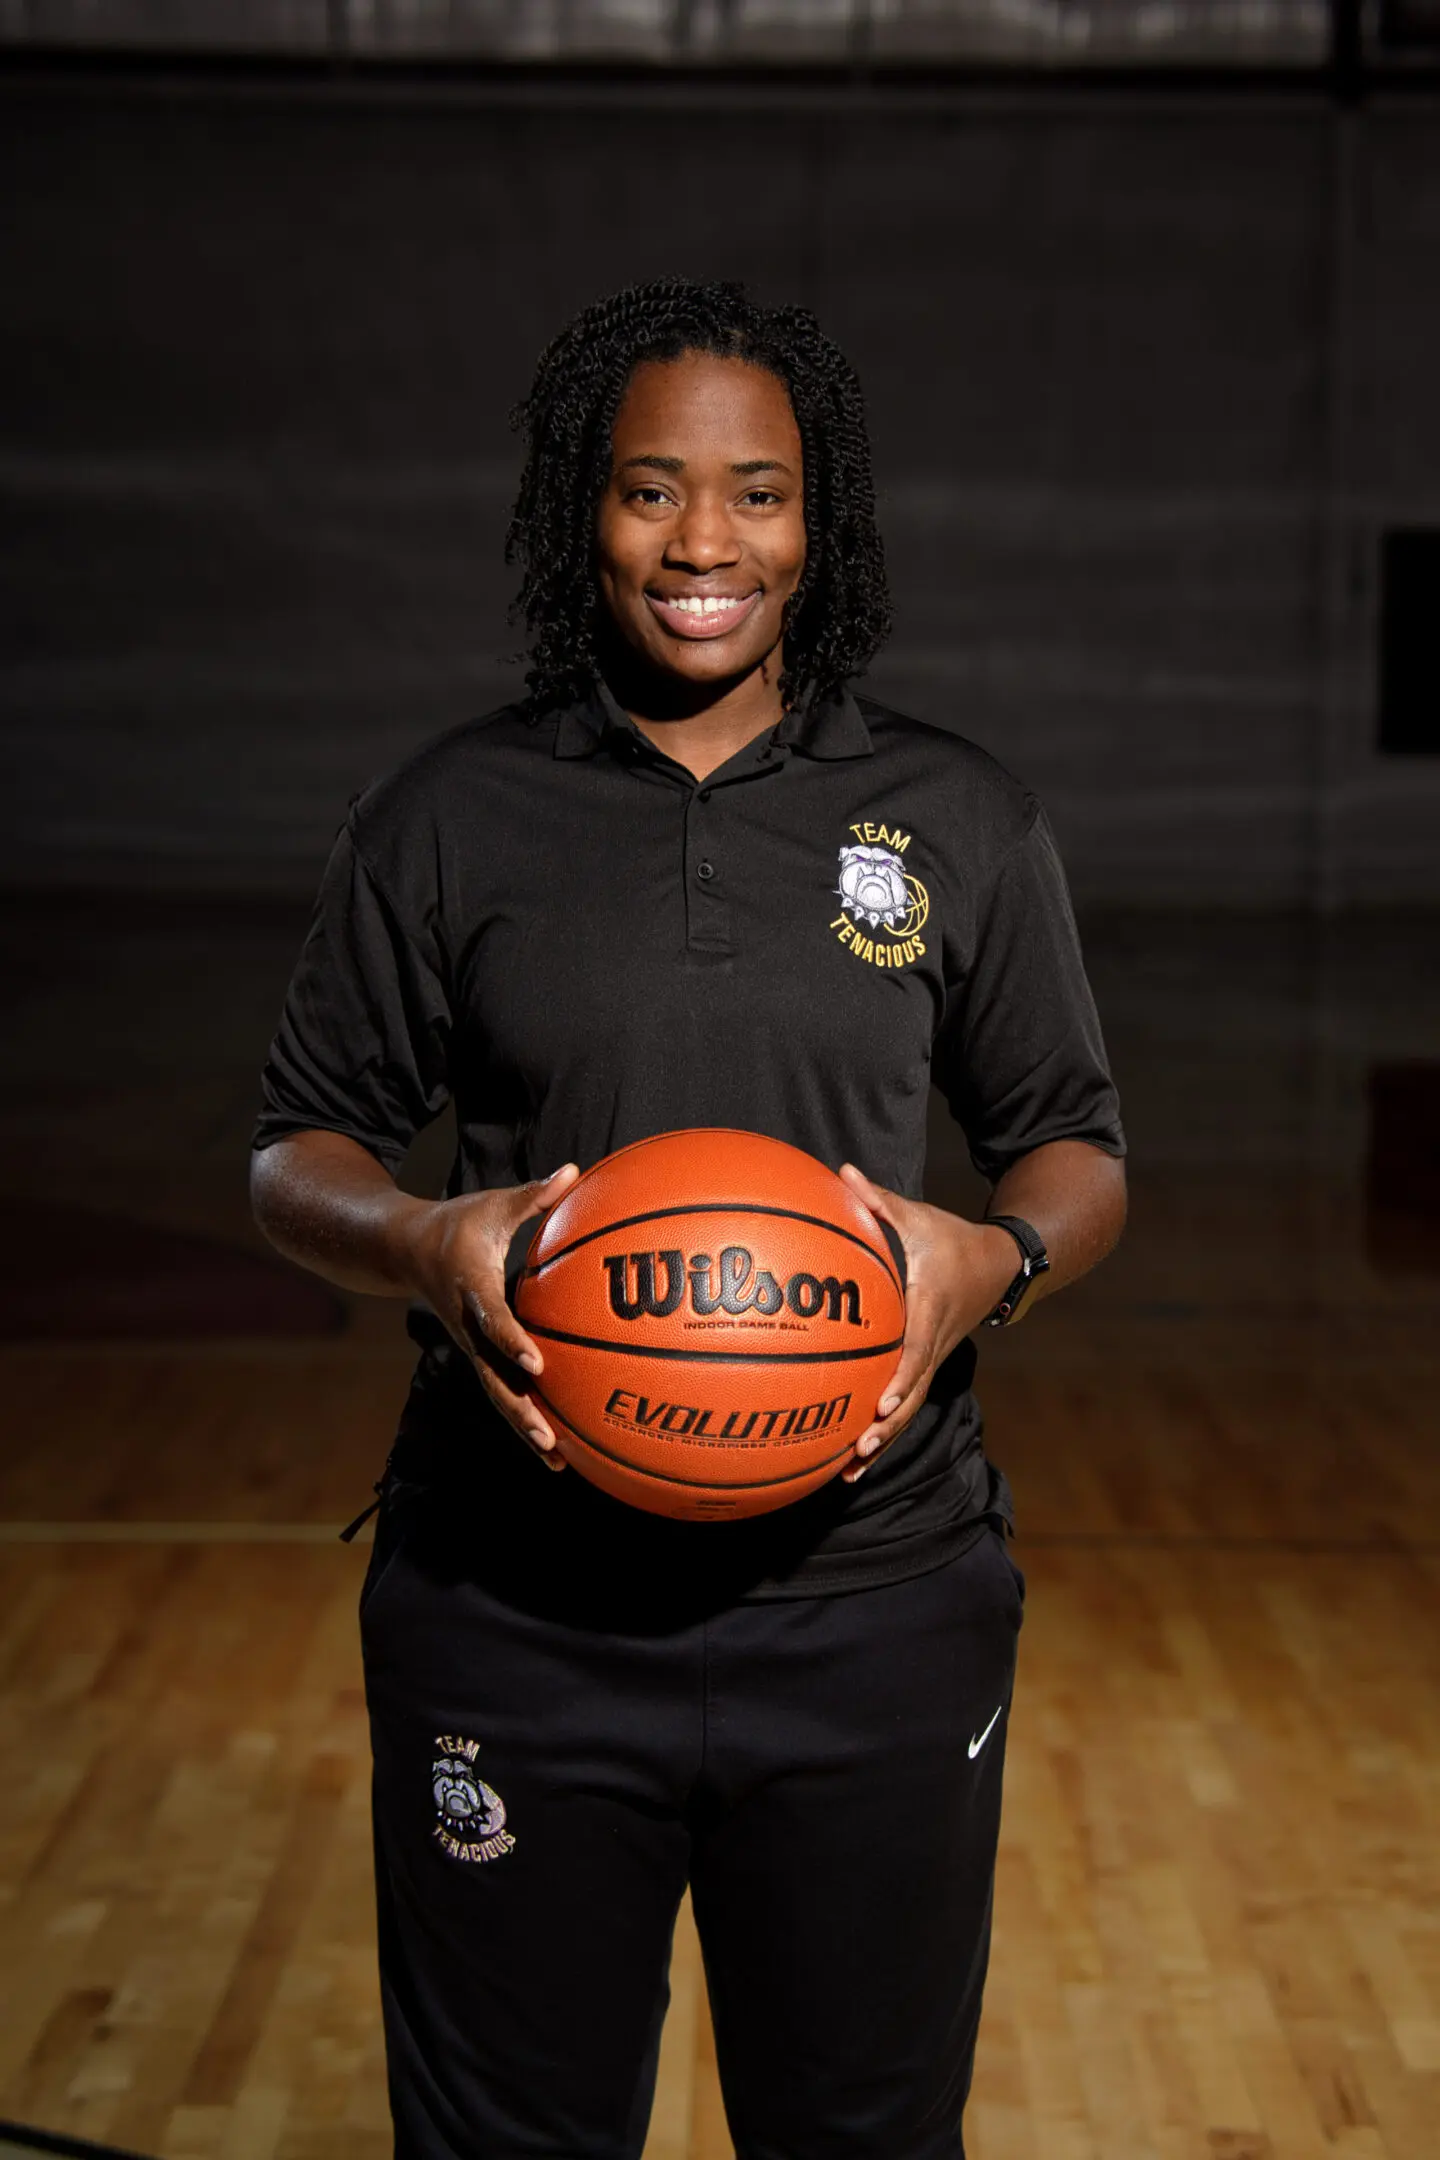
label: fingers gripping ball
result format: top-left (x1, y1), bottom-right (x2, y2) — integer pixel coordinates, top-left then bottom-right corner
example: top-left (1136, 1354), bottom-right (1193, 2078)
top-left (514, 1129), bottom-right (905, 1521)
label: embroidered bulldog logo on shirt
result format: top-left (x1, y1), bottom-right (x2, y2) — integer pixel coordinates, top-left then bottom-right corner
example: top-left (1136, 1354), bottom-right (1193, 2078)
top-left (830, 821), bottom-right (929, 970)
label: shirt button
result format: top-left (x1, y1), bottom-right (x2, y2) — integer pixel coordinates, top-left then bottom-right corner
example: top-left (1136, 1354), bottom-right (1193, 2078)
top-left (696, 860), bottom-right (716, 883)
top-left (698, 789), bottom-right (712, 803)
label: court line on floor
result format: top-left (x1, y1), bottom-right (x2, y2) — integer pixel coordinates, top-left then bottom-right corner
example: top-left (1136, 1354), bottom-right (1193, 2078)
top-left (0, 1339), bottom-right (411, 1361)
top-left (0, 1520), bottom-right (368, 1543)
top-left (0, 1523), bottom-right (1434, 1553)
top-left (0, 2120), bottom-right (150, 2160)
top-left (1018, 1530), bottom-right (1440, 1553)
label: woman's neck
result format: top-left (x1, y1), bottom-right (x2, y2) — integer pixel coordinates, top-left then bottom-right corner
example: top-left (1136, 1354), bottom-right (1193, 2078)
top-left (603, 651), bottom-right (787, 785)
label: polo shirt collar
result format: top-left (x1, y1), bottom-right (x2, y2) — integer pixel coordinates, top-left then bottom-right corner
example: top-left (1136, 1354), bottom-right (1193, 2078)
top-left (552, 679), bottom-right (873, 762)
top-left (551, 682), bottom-right (636, 760)
top-left (775, 688), bottom-right (873, 761)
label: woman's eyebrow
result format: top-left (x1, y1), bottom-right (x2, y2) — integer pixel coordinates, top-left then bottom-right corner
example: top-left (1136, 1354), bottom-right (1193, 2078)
top-left (615, 454), bottom-right (796, 477)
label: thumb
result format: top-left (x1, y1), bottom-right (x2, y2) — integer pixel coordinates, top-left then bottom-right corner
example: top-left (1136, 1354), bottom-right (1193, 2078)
top-left (507, 1161), bottom-right (581, 1228)
top-left (839, 1163), bottom-right (912, 1290)
top-left (838, 1160), bottom-right (897, 1222)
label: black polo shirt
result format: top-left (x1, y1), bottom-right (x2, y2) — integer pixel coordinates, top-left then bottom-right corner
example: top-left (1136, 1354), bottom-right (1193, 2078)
top-left (253, 684), bottom-right (1123, 1604)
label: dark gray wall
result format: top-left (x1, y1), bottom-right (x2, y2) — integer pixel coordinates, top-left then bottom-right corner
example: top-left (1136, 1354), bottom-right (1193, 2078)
top-left (3, 77), bottom-right (1438, 904)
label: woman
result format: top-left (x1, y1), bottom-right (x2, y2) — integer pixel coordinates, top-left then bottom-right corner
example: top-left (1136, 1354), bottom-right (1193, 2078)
top-left (252, 277), bottom-right (1125, 2159)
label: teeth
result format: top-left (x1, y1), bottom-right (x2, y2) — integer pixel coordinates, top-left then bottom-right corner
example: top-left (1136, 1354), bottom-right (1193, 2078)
top-left (668, 594), bottom-right (745, 615)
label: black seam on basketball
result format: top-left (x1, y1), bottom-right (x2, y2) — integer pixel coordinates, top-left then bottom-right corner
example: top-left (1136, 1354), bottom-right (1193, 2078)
top-left (535, 1389), bottom-right (854, 1493)
top-left (523, 1324), bottom-right (905, 1364)
top-left (570, 1429), bottom-right (855, 1494)
top-left (521, 1202), bottom-right (901, 1295)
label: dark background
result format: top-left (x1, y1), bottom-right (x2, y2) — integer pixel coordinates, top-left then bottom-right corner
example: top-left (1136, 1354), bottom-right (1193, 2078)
top-left (1, 14), bottom-right (1439, 2155)
top-left (4, 65), bottom-right (1440, 904)
top-left (1, 4), bottom-right (1437, 1328)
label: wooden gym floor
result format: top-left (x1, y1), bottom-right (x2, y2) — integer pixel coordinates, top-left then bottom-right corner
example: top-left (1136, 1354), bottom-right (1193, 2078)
top-left (0, 899), bottom-right (1437, 2160)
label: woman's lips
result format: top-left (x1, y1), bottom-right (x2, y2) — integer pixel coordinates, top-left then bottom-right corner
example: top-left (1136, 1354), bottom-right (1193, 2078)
top-left (644, 589), bottom-right (762, 640)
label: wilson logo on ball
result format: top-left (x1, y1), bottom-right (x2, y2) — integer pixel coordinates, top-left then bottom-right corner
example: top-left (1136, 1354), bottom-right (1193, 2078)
top-left (602, 1246), bottom-right (862, 1325)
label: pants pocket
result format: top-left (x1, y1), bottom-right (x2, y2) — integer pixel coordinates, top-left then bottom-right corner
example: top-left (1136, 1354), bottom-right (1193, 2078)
top-left (984, 1523), bottom-right (1026, 1631)
top-left (358, 1500), bottom-right (408, 1630)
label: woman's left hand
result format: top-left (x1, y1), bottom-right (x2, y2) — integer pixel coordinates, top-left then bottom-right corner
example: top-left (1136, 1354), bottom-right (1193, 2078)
top-left (837, 1164), bottom-right (1019, 1483)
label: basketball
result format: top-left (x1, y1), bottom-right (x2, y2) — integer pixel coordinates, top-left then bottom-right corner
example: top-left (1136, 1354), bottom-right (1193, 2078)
top-left (514, 1128), bottom-right (906, 1521)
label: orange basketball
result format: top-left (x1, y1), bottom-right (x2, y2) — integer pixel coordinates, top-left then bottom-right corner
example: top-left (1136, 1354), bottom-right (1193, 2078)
top-left (514, 1128), bottom-right (906, 1522)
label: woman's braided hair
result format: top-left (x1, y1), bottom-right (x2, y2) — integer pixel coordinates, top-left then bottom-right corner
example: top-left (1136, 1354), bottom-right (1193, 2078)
top-left (506, 277), bottom-right (892, 713)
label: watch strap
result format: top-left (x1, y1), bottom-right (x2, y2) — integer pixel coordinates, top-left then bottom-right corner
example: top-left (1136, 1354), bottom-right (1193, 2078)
top-left (983, 1213), bottom-right (1050, 1328)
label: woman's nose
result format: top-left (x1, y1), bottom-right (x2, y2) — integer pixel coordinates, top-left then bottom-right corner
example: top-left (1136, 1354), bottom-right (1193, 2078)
top-left (666, 499), bottom-right (740, 570)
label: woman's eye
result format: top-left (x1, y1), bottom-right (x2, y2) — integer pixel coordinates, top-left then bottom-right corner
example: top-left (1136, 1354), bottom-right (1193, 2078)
top-left (630, 486), bottom-right (672, 507)
top-left (741, 489), bottom-right (782, 507)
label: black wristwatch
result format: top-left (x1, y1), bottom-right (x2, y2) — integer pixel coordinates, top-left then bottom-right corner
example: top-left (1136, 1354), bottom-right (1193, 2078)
top-left (983, 1214), bottom-right (1050, 1327)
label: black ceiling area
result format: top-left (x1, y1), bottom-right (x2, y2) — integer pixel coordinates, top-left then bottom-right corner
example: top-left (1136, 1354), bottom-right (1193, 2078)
top-left (0, 0), bottom-right (1419, 78)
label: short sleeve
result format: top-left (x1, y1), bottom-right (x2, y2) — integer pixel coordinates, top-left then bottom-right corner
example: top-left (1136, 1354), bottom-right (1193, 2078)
top-left (933, 807), bottom-right (1125, 1184)
top-left (251, 822), bottom-right (451, 1175)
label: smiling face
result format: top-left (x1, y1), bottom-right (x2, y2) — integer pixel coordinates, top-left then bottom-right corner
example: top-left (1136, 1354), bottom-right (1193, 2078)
top-left (595, 351), bottom-right (807, 699)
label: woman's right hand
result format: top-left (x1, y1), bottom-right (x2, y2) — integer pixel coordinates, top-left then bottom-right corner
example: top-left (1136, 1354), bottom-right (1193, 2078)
top-left (397, 1164), bottom-right (582, 1471)
top-left (250, 1131), bottom-right (581, 1474)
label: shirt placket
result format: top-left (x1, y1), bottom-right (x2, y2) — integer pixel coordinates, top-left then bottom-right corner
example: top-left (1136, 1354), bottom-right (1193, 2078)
top-left (683, 781), bottom-right (733, 957)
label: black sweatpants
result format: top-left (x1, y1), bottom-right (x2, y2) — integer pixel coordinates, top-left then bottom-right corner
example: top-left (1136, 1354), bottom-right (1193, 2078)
top-left (360, 1508), bottom-right (1024, 2160)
